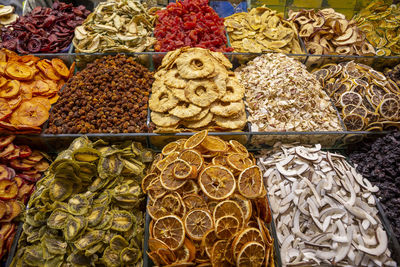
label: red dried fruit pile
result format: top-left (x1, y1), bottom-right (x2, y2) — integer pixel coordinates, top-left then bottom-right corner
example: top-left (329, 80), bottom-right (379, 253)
top-left (0, 1), bottom-right (90, 54)
top-left (0, 135), bottom-right (49, 260)
top-left (154, 0), bottom-right (232, 52)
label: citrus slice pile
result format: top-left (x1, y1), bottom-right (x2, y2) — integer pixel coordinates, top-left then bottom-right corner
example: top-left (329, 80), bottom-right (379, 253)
top-left (0, 49), bottom-right (72, 133)
top-left (313, 61), bottom-right (400, 131)
top-left (145, 130), bottom-right (275, 266)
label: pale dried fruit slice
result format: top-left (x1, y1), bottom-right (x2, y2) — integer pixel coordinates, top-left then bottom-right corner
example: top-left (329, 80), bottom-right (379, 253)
top-left (378, 98), bottom-right (399, 119)
top-left (12, 100), bottom-right (49, 127)
top-left (211, 155), bottom-right (228, 167)
top-left (153, 215), bottom-right (185, 251)
top-left (211, 240), bottom-right (230, 267)
top-left (201, 136), bottom-right (227, 152)
top-left (215, 215), bottom-right (240, 240)
top-left (177, 180), bottom-right (199, 196)
top-left (350, 106), bottom-right (368, 118)
top-left (227, 153), bottom-right (253, 172)
top-left (232, 228), bottom-right (264, 261)
top-left (184, 208), bottom-right (213, 241)
top-left (343, 114), bottom-right (365, 131)
top-left (173, 159), bottom-right (195, 180)
top-left (147, 178), bottom-right (167, 202)
top-left (213, 200), bottom-right (244, 230)
top-left (178, 149), bottom-right (203, 170)
top-left (184, 130), bottom-right (208, 149)
top-left (0, 99), bottom-right (11, 121)
top-left (231, 193), bottom-right (252, 223)
top-left (238, 166), bottom-right (264, 199)
top-left (162, 142), bottom-right (178, 156)
top-left (201, 229), bottom-right (218, 257)
top-left (340, 91), bottom-right (362, 106)
top-left (160, 161), bottom-right (187, 190)
top-left (236, 241), bottom-right (265, 267)
top-left (229, 140), bottom-right (249, 157)
top-left (182, 194), bottom-right (208, 210)
top-left (199, 166), bottom-right (236, 200)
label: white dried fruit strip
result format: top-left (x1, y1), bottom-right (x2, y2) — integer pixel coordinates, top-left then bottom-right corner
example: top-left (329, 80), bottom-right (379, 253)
top-left (258, 144), bottom-right (396, 266)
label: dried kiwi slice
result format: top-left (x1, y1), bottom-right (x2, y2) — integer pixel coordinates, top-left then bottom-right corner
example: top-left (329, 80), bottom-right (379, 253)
top-left (85, 243), bottom-right (104, 257)
top-left (110, 235), bottom-right (129, 253)
top-left (87, 205), bottom-right (106, 227)
top-left (44, 255), bottom-right (63, 267)
top-left (23, 245), bottom-right (44, 266)
top-left (120, 247), bottom-right (141, 265)
top-left (67, 253), bottom-right (93, 266)
top-left (72, 147), bottom-right (101, 162)
top-left (42, 234), bottom-right (67, 255)
top-left (76, 162), bottom-right (97, 182)
top-left (49, 179), bottom-right (74, 202)
top-left (94, 212), bottom-right (113, 230)
top-left (47, 209), bottom-right (70, 230)
top-left (64, 215), bottom-right (87, 241)
top-left (93, 191), bottom-right (111, 205)
top-left (98, 154), bottom-right (123, 179)
top-left (74, 230), bottom-right (105, 250)
top-left (67, 195), bottom-right (89, 215)
top-left (111, 210), bottom-right (134, 232)
top-left (88, 177), bottom-right (108, 192)
top-left (102, 247), bottom-right (121, 267)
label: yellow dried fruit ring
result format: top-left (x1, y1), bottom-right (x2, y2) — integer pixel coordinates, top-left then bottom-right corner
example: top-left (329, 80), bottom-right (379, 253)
top-left (149, 87), bottom-right (179, 113)
top-left (343, 114), bottom-right (365, 131)
top-left (198, 166), bottom-right (236, 200)
top-left (176, 50), bottom-right (215, 79)
top-left (184, 208), bottom-right (213, 241)
top-left (377, 98), bottom-right (399, 120)
top-left (184, 80), bottom-right (219, 108)
top-left (153, 215), bottom-right (185, 251)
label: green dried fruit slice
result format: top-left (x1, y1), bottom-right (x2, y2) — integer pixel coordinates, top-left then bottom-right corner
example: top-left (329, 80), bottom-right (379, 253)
top-left (49, 179), bottom-right (74, 202)
top-left (23, 245), bottom-right (44, 266)
top-left (87, 205), bottom-right (106, 227)
top-left (44, 255), bottom-right (63, 267)
top-left (68, 195), bottom-right (89, 215)
top-left (76, 162), bottom-right (97, 182)
top-left (98, 154), bottom-right (123, 179)
top-left (121, 159), bottom-right (144, 175)
top-left (74, 230), bottom-right (105, 250)
top-left (52, 161), bottom-right (81, 183)
top-left (88, 177), bottom-right (108, 192)
top-left (85, 243), bottom-right (104, 257)
top-left (25, 227), bottom-right (41, 243)
top-left (111, 210), bottom-right (134, 232)
top-left (43, 234), bottom-right (67, 255)
top-left (93, 191), bottom-right (111, 205)
top-left (64, 215), bottom-right (87, 241)
top-left (72, 147), bottom-right (101, 162)
top-left (120, 247), bottom-right (141, 265)
top-left (67, 253), bottom-right (93, 266)
top-left (102, 247), bottom-right (121, 267)
top-left (110, 235), bottom-right (129, 253)
top-left (94, 212), bottom-right (113, 230)
top-left (47, 209), bottom-right (70, 230)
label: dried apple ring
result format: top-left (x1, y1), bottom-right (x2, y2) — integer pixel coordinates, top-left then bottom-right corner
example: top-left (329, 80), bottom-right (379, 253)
top-left (12, 100), bottom-right (49, 127)
top-left (0, 99), bottom-right (12, 120)
top-left (176, 51), bottom-right (215, 79)
top-left (210, 101), bottom-right (244, 117)
top-left (221, 78), bottom-right (245, 102)
top-left (0, 80), bottom-right (19, 98)
top-left (4, 62), bottom-right (32, 81)
top-left (32, 80), bottom-right (50, 95)
top-left (184, 80), bottom-right (219, 107)
top-left (151, 112), bottom-right (180, 127)
top-left (29, 97), bottom-right (51, 110)
top-left (0, 77), bottom-right (7, 88)
top-left (8, 95), bottom-right (22, 110)
top-left (51, 58), bottom-right (69, 78)
top-left (149, 87), bottom-right (179, 113)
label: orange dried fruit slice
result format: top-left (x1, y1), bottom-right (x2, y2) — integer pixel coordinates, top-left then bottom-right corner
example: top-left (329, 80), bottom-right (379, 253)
top-left (232, 228), bottom-right (264, 261)
top-left (238, 166), bottom-right (264, 199)
top-left (343, 114), bottom-right (365, 131)
top-left (178, 149), bottom-right (204, 170)
top-left (201, 136), bottom-right (227, 152)
top-left (173, 159), bottom-right (195, 179)
top-left (211, 155), bottom-right (227, 167)
top-left (149, 153), bottom-right (163, 174)
top-left (201, 229), bottom-right (218, 257)
top-left (148, 238), bottom-right (170, 252)
top-left (68, 62), bottom-right (76, 80)
top-left (29, 97), bottom-right (51, 111)
top-left (229, 140), bottom-right (249, 157)
top-left (177, 179), bottom-right (199, 196)
top-left (148, 193), bottom-right (183, 220)
top-left (12, 100), bottom-right (49, 127)
top-left (253, 198), bottom-right (272, 225)
top-left (157, 248), bottom-right (176, 264)
top-left (0, 99), bottom-right (12, 121)
top-left (213, 200), bottom-right (244, 229)
top-left (32, 80), bottom-right (49, 95)
top-left (51, 58), bottom-right (69, 78)
top-left (8, 94), bottom-right (22, 110)
top-left (182, 194), bottom-right (208, 210)
top-left (231, 193), bottom-right (252, 223)
top-left (147, 178), bottom-right (167, 201)
top-left (160, 161), bottom-right (187, 190)
top-left (0, 80), bottom-right (20, 98)
top-left (236, 241), bottom-right (265, 267)
top-left (141, 173), bottom-right (158, 193)
top-left (37, 60), bottom-right (60, 81)
top-left (5, 62), bottom-right (32, 80)
top-left (227, 153), bottom-right (253, 172)
top-left (198, 166), bottom-right (236, 200)
top-left (215, 215), bottom-right (240, 240)
top-left (156, 151), bottom-right (179, 172)
top-left (48, 94), bottom-right (60, 105)
top-left (339, 91), bottom-right (362, 106)
top-left (153, 215), bottom-right (185, 251)
top-left (147, 251), bottom-right (169, 266)
top-left (211, 240), bottom-right (230, 267)
top-left (184, 130), bottom-right (208, 149)
top-left (377, 98), bottom-right (399, 119)
top-left (162, 141), bottom-right (179, 156)
top-left (19, 82), bottom-right (33, 100)
top-left (0, 77), bottom-right (7, 88)
top-left (184, 208), bottom-right (213, 241)
top-left (175, 238), bottom-right (196, 263)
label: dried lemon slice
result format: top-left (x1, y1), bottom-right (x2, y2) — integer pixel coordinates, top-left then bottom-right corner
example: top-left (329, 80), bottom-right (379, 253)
top-left (184, 208), bottom-right (213, 240)
top-left (227, 153), bottom-right (252, 172)
top-left (238, 166), bottom-right (264, 199)
top-left (377, 98), bottom-right (399, 119)
top-left (213, 200), bottom-right (244, 229)
top-left (161, 142), bottom-right (179, 156)
top-left (215, 215), bottom-right (240, 240)
top-left (211, 240), bottom-right (230, 267)
top-left (236, 241), bottom-right (265, 267)
top-left (184, 130), bottom-right (208, 149)
top-left (340, 91), bottom-right (362, 106)
top-left (229, 140), bottom-right (249, 157)
top-left (343, 114), bottom-right (365, 131)
top-left (199, 166), bottom-right (236, 200)
top-left (153, 215), bottom-right (185, 251)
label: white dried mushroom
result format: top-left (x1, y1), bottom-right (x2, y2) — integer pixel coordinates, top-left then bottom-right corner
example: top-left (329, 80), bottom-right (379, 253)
top-left (258, 144), bottom-right (396, 266)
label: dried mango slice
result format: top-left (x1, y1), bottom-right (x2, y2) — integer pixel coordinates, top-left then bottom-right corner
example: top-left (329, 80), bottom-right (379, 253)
top-left (51, 58), bottom-right (69, 78)
top-left (0, 80), bottom-right (20, 98)
top-left (11, 100), bottom-right (49, 127)
top-left (5, 62), bottom-right (32, 80)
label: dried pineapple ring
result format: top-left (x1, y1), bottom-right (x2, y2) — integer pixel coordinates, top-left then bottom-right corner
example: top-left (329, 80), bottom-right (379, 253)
top-left (176, 51), bottom-right (215, 79)
top-left (5, 62), bottom-right (32, 81)
top-left (164, 69), bottom-right (186, 89)
top-left (168, 87), bottom-right (189, 102)
top-left (214, 111), bottom-right (247, 130)
top-left (186, 107), bottom-right (210, 121)
top-left (149, 87), bottom-right (179, 113)
top-left (210, 101), bottom-right (244, 117)
top-left (183, 112), bottom-right (213, 129)
top-left (221, 78), bottom-right (245, 102)
top-left (168, 102), bottom-right (202, 119)
top-left (184, 80), bottom-right (219, 107)
top-left (151, 111), bottom-right (180, 127)
top-left (51, 58), bottom-right (69, 78)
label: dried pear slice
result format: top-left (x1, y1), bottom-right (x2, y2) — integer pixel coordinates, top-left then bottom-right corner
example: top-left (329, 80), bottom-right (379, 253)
top-left (74, 230), bottom-right (105, 250)
top-left (111, 210), bottom-right (134, 232)
top-left (102, 247), bottom-right (121, 267)
top-left (49, 179), bottom-right (73, 202)
top-left (47, 209), bottom-right (70, 230)
top-left (68, 195), bottom-right (89, 215)
top-left (64, 215), bottom-right (87, 241)
top-left (110, 235), bottom-right (129, 252)
top-left (120, 247), bottom-right (141, 265)
top-left (72, 147), bottom-right (101, 162)
top-left (43, 234), bottom-right (67, 255)
top-left (87, 205), bottom-right (106, 227)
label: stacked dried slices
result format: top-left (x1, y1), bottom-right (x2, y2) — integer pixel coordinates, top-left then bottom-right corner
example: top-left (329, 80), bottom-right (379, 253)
top-left (0, 5), bottom-right (17, 28)
top-left (149, 47), bottom-right (246, 132)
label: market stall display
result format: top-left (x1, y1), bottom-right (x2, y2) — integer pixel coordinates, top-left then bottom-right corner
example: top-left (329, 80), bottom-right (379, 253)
top-left (385, 62), bottom-right (400, 88)
top-left (0, 2), bottom-right (90, 54)
top-left (0, 5), bottom-right (18, 28)
top-left (313, 61), bottom-right (400, 131)
top-left (144, 130), bottom-right (275, 266)
top-left (154, 0), bottom-right (232, 52)
top-left (0, 49), bottom-right (72, 134)
top-left (259, 143), bottom-right (396, 266)
top-left (350, 131), bottom-right (400, 241)
top-left (354, 1), bottom-right (400, 56)
top-left (0, 135), bottom-right (49, 261)
top-left (73, 0), bottom-right (157, 53)
top-left (236, 53), bottom-right (342, 132)
top-left (288, 8), bottom-right (375, 62)
top-left (224, 7), bottom-right (303, 54)
top-left (11, 136), bottom-right (152, 266)
top-left (149, 47), bottom-right (246, 132)
top-left (45, 54), bottom-right (154, 134)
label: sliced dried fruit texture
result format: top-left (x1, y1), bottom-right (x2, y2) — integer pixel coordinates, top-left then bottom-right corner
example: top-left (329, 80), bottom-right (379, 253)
top-left (0, 80), bottom-right (20, 98)
top-left (184, 209), bottom-right (213, 240)
top-left (199, 166), bottom-right (236, 200)
top-left (11, 100), bottom-right (49, 127)
top-left (153, 215), bottom-right (185, 251)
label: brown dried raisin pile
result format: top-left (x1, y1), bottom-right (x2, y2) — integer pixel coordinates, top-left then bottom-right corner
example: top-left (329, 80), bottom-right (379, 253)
top-left (45, 55), bottom-right (155, 134)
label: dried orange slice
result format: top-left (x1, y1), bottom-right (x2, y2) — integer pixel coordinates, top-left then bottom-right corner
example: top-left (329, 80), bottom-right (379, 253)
top-left (178, 149), bottom-right (204, 171)
top-left (184, 130), bottom-right (208, 149)
top-left (11, 100), bottom-right (49, 127)
top-left (182, 194), bottom-right (208, 210)
top-left (147, 178), bottom-right (167, 201)
top-left (236, 241), bottom-right (265, 267)
top-left (0, 99), bottom-right (11, 121)
top-left (0, 77), bottom-right (7, 88)
top-left (175, 238), bottom-right (196, 263)
top-left (0, 80), bottom-right (20, 98)
top-left (378, 98), bottom-right (399, 119)
top-left (173, 159), bottom-right (195, 179)
top-left (177, 180), bottom-right (199, 196)
top-left (51, 58), bottom-right (69, 78)
top-left (32, 80), bottom-right (49, 95)
top-left (141, 173), bottom-right (158, 193)
top-left (229, 140), bottom-right (249, 157)
top-left (201, 229), bottom-right (218, 258)
top-left (156, 152), bottom-right (179, 172)
top-left (148, 193), bottom-right (183, 220)
top-left (238, 166), bottom-right (264, 199)
top-left (211, 240), bottom-right (230, 267)
top-left (149, 238), bottom-right (170, 252)
top-left (343, 114), bottom-right (365, 131)
top-left (149, 153), bottom-right (163, 174)
top-left (231, 193), bottom-right (252, 223)
top-left (215, 215), bottom-right (240, 240)
top-left (227, 153), bottom-right (252, 172)
top-left (162, 141), bottom-right (179, 156)
top-left (153, 215), bottom-right (185, 251)
top-left (8, 94), bottom-right (22, 110)
top-left (157, 248), bottom-right (176, 264)
top-left (160, 161), bottom-right (187, 190)
top-left (254, 198), bottom-right (272, 224)
top-left (199, 166), bottom-right (236, 200)
top-left (184, 208), bottom-right (213, 241)
top-left (232, 228), bottom-right (264, 261)
top-left (211, 155), bottom-right (227, 167)
top-left (201, 136), bottom-right (227, 152)
top-left (213, 200), bottom-right (244, 229)
top-left (147, 250), bottom-right (169, 266)
top-left (5, 62), bottom-right (32, 80)
top-left (340, 91), bottom-right (362, 106)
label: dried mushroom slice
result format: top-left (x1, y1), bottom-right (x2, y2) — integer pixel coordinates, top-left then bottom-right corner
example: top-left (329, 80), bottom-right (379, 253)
top-left (111, 210), bottom-right (134, 232)
top-left (74, 230), bottom-right (104, 251)
top-left (67, 195), bottom-right (89, 215)
top-left (47, 209), bottom-right (70, 230)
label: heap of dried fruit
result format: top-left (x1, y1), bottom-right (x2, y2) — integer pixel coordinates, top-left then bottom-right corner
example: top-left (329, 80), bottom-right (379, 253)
top-left (224, 7), bottom-right (303, 54)
top-left (350, 131), bottom-right (400, 241)
top-left (12, 136), bottom-right (153, 266)
top-left (0, 5), bottom-right (18, 28)
top-left (236, 53), bottom-right (342, 133)
top-left (73, 0), bottom-right (157, 53)
top-left (149, 47), bottom-right (246, 132)
top-left (46, 55), bottom-right (154, 134)
top-left (313, 61), bottom-right (400, 131)
top-left (154, 0), bottom-right (232, 52)
top-left (354, 1), bottom-right (400, 56)
top-left (0, 49), bottom-right (72, 134)
top-left (259, 143), bottom-right (396, 266)
top-left (0, 135), bottom-right (49, 261)
top-left (385, 62), bottom-right (400, 88)
top-left (288, 8), bottom-right (375, 61)
top-left (144, 130), bottom-right (275, 266)
top-left (0, 2), bottom-right (90, 54)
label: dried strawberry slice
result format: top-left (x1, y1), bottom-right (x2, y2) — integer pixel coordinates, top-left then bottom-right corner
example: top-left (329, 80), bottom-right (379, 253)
top-left (0, 180), bottom-right (18, 200)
